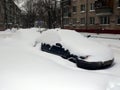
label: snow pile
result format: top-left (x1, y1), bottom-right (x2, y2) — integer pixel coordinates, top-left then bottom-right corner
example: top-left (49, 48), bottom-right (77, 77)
top-left (0, 28), bottom-right (120, 90)
top-left (37, 29), bottom-right (113, 62)
top-left (16, 28), bottom-right (40, 45)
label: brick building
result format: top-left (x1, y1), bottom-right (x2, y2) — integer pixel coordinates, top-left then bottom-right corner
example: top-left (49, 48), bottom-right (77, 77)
top-left (61, 0), bottom-right (120, 34)
top-left (0, 0), bottom-right (21, 31)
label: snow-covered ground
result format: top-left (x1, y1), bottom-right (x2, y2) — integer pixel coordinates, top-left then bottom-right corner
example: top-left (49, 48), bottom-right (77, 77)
top-left (0, 28), bottom-right (120, 90)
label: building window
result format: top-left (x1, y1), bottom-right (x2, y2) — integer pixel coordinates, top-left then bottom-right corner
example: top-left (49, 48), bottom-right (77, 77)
top-left (89, 17), bottom-right (95, 24)
top-left (90, 3), bottom-right (95, 10)
top-left (117, 16), bottom-right (120, 24)
top-left (64, 18), bottom-right (69, 25)
top-left (72, 18), bottom-right (77, 24)
top-left (100, 16), bottom-right (110, 24)
top-left (80, 4), bottom-right (85, 12)
top-left (63, 7), bottom-right (69, 17)
top-left (118, 0), bottom-right (120, 7)
top-left (80, 18), bottom-right (85, 25)
top-left (72, 6), bottom-right (77, 12)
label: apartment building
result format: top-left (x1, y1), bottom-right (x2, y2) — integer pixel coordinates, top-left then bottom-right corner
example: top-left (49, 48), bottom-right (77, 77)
top-left (61, 0), bottom-right (120, 34)
top-left (0, 0), bottom-right (21, 31)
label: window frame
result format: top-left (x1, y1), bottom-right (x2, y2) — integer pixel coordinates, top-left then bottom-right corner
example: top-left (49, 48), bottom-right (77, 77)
top-left (80, 4), bottom-right (86, 12)
top-left (72, 18), bottom-right (77, 25)
top-left (72, 6), bottom-right (77, 13)
top-left (90, 3), bottom-right (95, 11)
top-left (63, 18), bottom-right (69, 25)
top-left (89, 17), bottom-right (95, 25)
top-left (63, 7), bottom-right (70, 17)
top-left (118, 0), bottom-right (120, 7)
top-left (80, 18), bottom-right (85, 25)
top-left (99, 16), bottom-right (110, 25)
top-left (117, 16), bottom-right (120, 25)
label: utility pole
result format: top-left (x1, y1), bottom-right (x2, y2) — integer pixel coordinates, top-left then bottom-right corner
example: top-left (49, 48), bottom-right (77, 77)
top-left (60, 0), bottom-right (64, 28)
top-left (48, 0), bottom-right (52, 29)
top-left (30, 0), bottom-right (33, 27)
top-left (85, 0), bottom-right (88, 31)
top-left (54, 0), bottom-right (57, 28)
top-left (4, 0), bottom-right (7, 29)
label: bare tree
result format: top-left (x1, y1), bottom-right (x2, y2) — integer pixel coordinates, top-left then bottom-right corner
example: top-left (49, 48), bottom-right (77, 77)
top-left (21, 0), bottom-right (37, 28)
top-left (22, 0), bottom-right (61, 28)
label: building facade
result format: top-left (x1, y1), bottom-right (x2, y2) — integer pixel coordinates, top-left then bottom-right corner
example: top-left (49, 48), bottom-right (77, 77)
top-left (0, 0), bottom-right (21, 31)
top-left (61, 0), bottom-right (120, 34)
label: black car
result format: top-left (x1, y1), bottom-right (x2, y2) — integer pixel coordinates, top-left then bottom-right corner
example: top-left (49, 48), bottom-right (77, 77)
top-left (38, 29), bottom-right (114, 70)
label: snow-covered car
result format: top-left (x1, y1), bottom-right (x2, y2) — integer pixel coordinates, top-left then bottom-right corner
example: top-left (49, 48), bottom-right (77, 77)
top-left (38, 29), bottom-right (114, 70)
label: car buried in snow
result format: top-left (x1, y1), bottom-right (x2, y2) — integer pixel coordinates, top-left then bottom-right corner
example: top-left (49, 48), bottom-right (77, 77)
top-left (38, 29), bottom-right (114, 70)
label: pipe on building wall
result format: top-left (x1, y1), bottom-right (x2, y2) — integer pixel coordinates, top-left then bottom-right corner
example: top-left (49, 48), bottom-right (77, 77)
top-left (85, 0), bottom-right (88, 31)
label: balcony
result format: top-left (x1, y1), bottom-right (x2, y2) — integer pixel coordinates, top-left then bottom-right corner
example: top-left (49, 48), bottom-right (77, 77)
top-left (95, 7), bottom-right (113, 15)
top-left (63, 12), bottom-right (71, 17)
top-left (61, 0), bottom-right (71, 6)
top-left (94, 0), bottom-right (113, 15)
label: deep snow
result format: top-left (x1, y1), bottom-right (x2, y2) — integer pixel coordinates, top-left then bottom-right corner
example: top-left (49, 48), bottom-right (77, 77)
top-left (0, 28), bottom-right (120, 90)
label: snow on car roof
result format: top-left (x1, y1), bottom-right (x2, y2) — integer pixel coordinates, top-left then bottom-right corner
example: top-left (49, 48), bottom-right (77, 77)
top-left (38, 29), bottom-right (114, 62)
